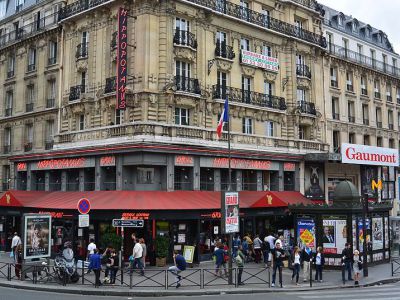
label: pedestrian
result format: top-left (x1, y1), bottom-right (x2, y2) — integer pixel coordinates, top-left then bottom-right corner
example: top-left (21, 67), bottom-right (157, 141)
top-left (214, 242), bottom-right (228, 277)
top-left (341, 242), bottom-right (353, 284)
top-left (264, 232), bottom-right (275, 265)
top-left (11, 232), bottom-right (21, 263)
top-left (140, 238), bottom-right (147, 269)
top-left (102, 246), bottom-right (113, 283)
top-left (353, 250), bottom-right (362, 285)
top-left (301, 243), bottom-right (313, 282)
top-left (314, 246), bottom-right (325, 282)
top-left (241, 238), bottom-right (249, 262)
top-left (253, 234), bottom-right (262, 263)
top-left (291, 246), bottom-right (301, 285)
top-left (235, 245), bottom-right (245, 285)
top-left (168, 250), bottom-right (186, 288)
top-left (132, 238), bottom-right (144, 275)
top-left (262, 237), bottom-right (271, 266)
top-left (271, 241), bottom-right (285, 288)
top-left (14, 244), bottom-right (22, 279)
top-left (88, 248), bottom-right (102, 286)
top-left (233, 235), bottom-right (241, 258)
top-left (86, 238), bottom-right (97, 274)
top-left (110, 250), bottom-right (119, 285)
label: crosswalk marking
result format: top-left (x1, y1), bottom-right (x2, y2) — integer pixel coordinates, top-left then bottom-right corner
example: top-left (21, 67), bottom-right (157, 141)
top-left (299, 292), bottom-right (400, 299)
top-left (293, 285), bottom-right (399, 296)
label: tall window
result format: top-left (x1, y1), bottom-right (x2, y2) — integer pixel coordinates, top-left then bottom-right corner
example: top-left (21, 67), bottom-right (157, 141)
top-left (298, 125), bottom-right (309, 140)
top-left (5, 91), bottom-right (12, 116)
top-left (361, 76), bottom-right (368, 95)
top-left (3, 127), bottom-right (11, 150)
top-left (330, 67), bottom-right (338, 87)
top-left (264, 81), bottom-right (273, 96)
top-left (362, 104), bottom-right (369, 125)
top-left (332, 131), bottom-right (340, 153)
top-left (386, 84), bottom-right (392, 101)
top-left (374, 80), bottom-right (380, 98)
top-left (48, 79), bottom-right (56, 101)
top-left (388, 110), bottom-right (393, 129)
top-left (175, 18), bottom-right (190, 46)
top-left (262, 7), bottom-right (270, 27)
top-left (216, 31), bottom-right (226, 48)
top-left (397, 87), bottom-right (400, 103)
top-left (265, 121), bottom-right (274, 137)
top-left (364, 135), bottom-right (370, 145)
top-left (175, 107), bottom-right (189, 125)
top-left (326, 33), bottom-right (333, 51)
top-left (115, 109), bottom-right (124, 125)
top-left (26, 84), bottom-right (35, 112)
top-left (331, 97), bottom-right (339, 120)
top-left (262, 44), bottom-right (272, 57)
top-left (376, 108), bottom-right (382, 128)
top-left (239, 0), bottom-right (249, 21)
top-left (370, 49), bottom-right (376, 67)
top-left (175, 60), bottom-right (191, 91)
top-left (348, 133), bottom-right (355, 144)
top-left (25, 124), bottom-right (33, 144)
top-left (7, 54), bottom-right (15, 78)
top-left (216, 71), bottom-right (227, 99)
top-left (346, 72), bottom-right (353, 91)
top-left (297, 88), bottom-right (306, 103)
top-left (348, 101), bottom-right (355, 122)
top-left (27, 47), bottom-right (36, 71)
top-left (78, 114), bottom-right (85, 130)
top-left (242, 117), bottom-right (253, 134)
top-left (240, 38), bottom-right (250, 51)
top-left (337, 16), bottom-right (343, 26)
top-left (242, 76), bottom-right (251, 103)
top-left (81, 71), bottom-right (87, 92)
top-left (48, 40), bottom-right (57, 65)
top-left (46, 120), bottom-right (54, 141)
top-left (376, 136), bottom-right (383, 147)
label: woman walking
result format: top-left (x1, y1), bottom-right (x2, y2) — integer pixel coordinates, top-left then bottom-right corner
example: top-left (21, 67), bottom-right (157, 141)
top-left (140, 238), bottom-right (147, 269)
top-left (353, 250), bottom-right (362, 285)
top-left (291, 246), bottom-right (301, 285)
top-left (314, 246), bottom-right (325, 282)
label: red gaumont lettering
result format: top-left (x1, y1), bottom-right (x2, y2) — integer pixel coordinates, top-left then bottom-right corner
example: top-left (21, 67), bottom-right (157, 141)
top-left (37, 158), bottom-right (86, 169)
top-left (345, 147), bottom-right (397, 163)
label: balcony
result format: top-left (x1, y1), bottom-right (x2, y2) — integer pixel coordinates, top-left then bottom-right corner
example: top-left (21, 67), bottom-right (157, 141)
top-left (296, 64), bottom-right (311, 79)
top-left (346, 84), bottom-right (354, 92)
top-left (331, 80), bottom-right (338, 88)
top-left (0, 13), bottom-right (58, 51)
top-left (173, 30), bottom-right (197, 49)
top-left (27, 64), bottom-right (36, 72)
top-left (7, 70), bottom-right (14, 78)
top-left (26, 103), bottom-right (34, 112)
top-left (4, 108), bottom-right (12, 117)
top-left (175, 76), bottom-right (201, 95)
top-left (45, 140), bottom-right (54, 150)
top-left (76, 43), bottom-right (88, 59)
top-left (46, 98), bottom-right (55, 108)
top-left (105, 76), bottom-right (116, 94)
top-left (363, 118), bottom-right (369, 125)
top-left (283, 0), bottom-right (323, 12)
top-left (332, 113), bottom-right (340, 120)
top-left (361, 88), bottom-right (368, 96)
top-left (298, 101), bottom-right (316, 115)
top-left (59, 0), bottom-right (113, 21)
top-left (328, 44), bottom-right (400, 78)
top-left (48, 57), bottom-right (57, 65)
top-left (69, 85), bottom-right (85, 101)
top-left (24, 142), bottom-right (33, 152)
top-left (215, 43), bottom-right (235, 60)
top-left (387, 95), bottom-right (392, 102)
top-left (182, 0), bottom-right (326, 48)
top-left (377, 122), bottom-right (382, 128)
top-left (389, 124), bottom-right (394, 130)
top-left (212, 85), bottom-right (287, 110)
top-left (348, 116), bottom-right (355, 123)
top-left (374, 92), bottom-right (381, 99)
top-left (3, 145), bottom-right (10, 154)
top-left (110, 32), bottom-right (117, 50)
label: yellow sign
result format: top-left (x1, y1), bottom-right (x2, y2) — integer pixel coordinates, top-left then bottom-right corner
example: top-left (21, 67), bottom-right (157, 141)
top-left (6, 193), bottom-right (10, 204)
top-left (266, 195), bottom-right (273, 205)
top-left (183, 245), bottom-right (195, 264)
top-left (300, 229), bottom-right (314, 245)
top-left (371, 179), bottom-right (382, 191)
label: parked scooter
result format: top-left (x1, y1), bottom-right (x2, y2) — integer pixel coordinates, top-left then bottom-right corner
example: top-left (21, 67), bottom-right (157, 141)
top-left (54, 241), bottom-right (79, 283)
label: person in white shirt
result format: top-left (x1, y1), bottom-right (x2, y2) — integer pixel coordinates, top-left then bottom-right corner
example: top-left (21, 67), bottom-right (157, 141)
top-left (132, 238), bottom-right (144, 275)
top-left (11, 232), bottom-right (21, 262)
top-left (86, 238), bottom-right (97, 274)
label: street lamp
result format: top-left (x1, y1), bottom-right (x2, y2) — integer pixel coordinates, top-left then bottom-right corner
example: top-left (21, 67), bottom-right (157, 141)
top-left (362, 193), bottom-right (369, 277)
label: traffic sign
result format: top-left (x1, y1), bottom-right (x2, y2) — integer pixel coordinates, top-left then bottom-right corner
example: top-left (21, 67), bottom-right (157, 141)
top-left (77, 198), bottom-right (91, 214)
top-left (79, 214), bottom-right (90, 227)
top-left (112, 219), bottom-right (144, 228)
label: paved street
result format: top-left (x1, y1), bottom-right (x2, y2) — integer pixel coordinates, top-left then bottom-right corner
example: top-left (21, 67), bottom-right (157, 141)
top-left (1, 283), bottom-right (400, 300)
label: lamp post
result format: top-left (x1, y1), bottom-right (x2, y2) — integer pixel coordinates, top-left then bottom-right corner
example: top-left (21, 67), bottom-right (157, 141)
top-left (362, 193), bottom-right (369, 277)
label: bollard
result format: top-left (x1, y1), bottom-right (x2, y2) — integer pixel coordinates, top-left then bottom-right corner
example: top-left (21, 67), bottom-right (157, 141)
top-left (8, 264), bottom-right (11, 281)
top-left (82, 264), bottom-right (85, 285)
top-left (309, 260), bottom-right (312, 288)
top-left (165, 269), bottom-right (168, 290)
top-left (129, 268), bottom-right (133, 289)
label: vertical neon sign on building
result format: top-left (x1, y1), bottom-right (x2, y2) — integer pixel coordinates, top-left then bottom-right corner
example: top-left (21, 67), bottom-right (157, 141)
top-left (117, 7), bottom-right (128, 110)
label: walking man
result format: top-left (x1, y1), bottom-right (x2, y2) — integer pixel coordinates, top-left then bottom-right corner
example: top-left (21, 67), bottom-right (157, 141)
top-left (168, 250), bottom-right (186, 288)
top-left (271, 241), bottom-right (285, 288)
top-left (88, 249), bottom-right (102, 287)
top-left (301, 243), bottom-right (313, 282)
top-left (341, 242), bottom-right (353, 284)
top-left (132, 238), bottom-right (144, 275)
top-left (11, 232), bottom-right (21, 263)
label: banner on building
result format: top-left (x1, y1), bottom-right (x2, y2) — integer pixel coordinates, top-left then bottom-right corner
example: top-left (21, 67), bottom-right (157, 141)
top-left (341, 143), bottom-right (399, 167)
top-left (116, 7), bottom-right (128, 110)
top-left (296, 219), bottom-right (316, 249)
top-left (221, 192), bottom-right (239, 234)
top-left (240, 50), bottom-right (279, 72)
top-left (23, 214), bottom-right (52, 260)
top-left (304, 163), bottom-right (325, 200)
top-left (322, 219), bottom-right (347, 254)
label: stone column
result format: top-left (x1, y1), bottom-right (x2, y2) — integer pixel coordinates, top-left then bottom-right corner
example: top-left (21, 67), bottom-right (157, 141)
top-left (279, 163), bottom-right (284, 191)
top-left (167, 155), bottom-right (174, 191)
top-left (45, 171), bottom-right (50, 191)
top-left (95, 157), bottom-right (101, 191)
top-left (61, 170), bottom-right (67, 192)
top-left (26, 164), bottom-right (32, 191)
top-left (116, 156), bottom-right (123, 191)
top-left (214, 169), bottom-right (221, 191)
top-left (193, 157), bottom-right (200, 190)
top-left (79, 169), bottom-right (85, 191)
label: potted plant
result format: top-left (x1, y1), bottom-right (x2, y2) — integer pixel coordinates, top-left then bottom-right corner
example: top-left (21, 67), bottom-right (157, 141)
top-left (155, 235), bottom-right (169, 267)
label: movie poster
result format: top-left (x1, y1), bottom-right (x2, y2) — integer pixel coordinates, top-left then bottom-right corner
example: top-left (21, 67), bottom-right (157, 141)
top-left (304, 164), bottom-right (325, 200)
top-left (361, 166), bottom-right (378, 198)
top-left (385, 217), bottom-right (389, 249)
top-left (221, 192), bottom-right (239, 234)
top-left (372, 217), bottom-right (383, 250)
top-left (297, 219), bottom-right (316, 249)
top-left (323, 219), bottom-right (347, 254)
top-left (24, 214), bottom-right (52, 259)
top-left (358, 218), bottom-right (370, 252)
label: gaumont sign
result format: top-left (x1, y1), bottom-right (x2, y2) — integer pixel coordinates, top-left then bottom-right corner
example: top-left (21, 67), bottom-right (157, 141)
top-left (341, 143), bottom-right (399, 167)
top-left (241, 50), bottom-right (279, 72)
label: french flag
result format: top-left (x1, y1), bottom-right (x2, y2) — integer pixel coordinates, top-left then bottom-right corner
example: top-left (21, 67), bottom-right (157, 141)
top-left (216, 98), bottom-right (229, 138)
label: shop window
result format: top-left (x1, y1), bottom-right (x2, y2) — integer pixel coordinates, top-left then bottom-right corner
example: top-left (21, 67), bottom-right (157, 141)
top-left (84, 168), bottom-right (95, 191)
top-left (137, 167), bottom-right (154, 184)
top-left (17, 171), bottom-right (27, 190)
top-left (200, 168), bottom-right (214, 191)
top-left (242, 169), bottom-right (257, 191)
top-left (32, 171), bottom-right (45, 191)
top-left (102, 166), bottom-right (116, 190)
top-left (67, 169), bottom-right (80, 191)
top-left (174, 167), bottom-right (193, 190)
top-left (283, 171), bottom-right (295, 191)
top-left (221, 169), bottom-right (236, 191)
top-left (49, 170), bottom-right (61, 191)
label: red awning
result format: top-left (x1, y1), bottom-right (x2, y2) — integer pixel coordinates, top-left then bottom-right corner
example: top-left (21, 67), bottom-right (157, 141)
top-left (0, 190), bottom-right (313, 211)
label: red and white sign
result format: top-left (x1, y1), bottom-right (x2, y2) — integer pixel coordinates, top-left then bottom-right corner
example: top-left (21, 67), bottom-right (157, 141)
top-left (341, 143), bottom-right (398, 167)
top-left (77, 198), bottom-right (91, 215)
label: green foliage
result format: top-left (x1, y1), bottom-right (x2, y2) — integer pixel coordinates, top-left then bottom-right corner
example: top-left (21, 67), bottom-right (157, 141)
top-left (155, 235), bottom-right (170, 258)
top-left (99, 226), bottom-right (122, 251)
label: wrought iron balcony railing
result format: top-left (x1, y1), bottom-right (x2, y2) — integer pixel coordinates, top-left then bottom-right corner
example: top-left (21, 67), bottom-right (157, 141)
top-left (24, 142), bottom-right (33, 152)
top-left (173, 30), bottom-right (197, 49)
top-left (3, 145), bottom-right (11, 154)
top-left (296, 64), bottom-right (311, 79)
top-left (298, 101), bottom-right (316, 115)
top-left (175, 76), bottom-right (201, 95)
top-left (183, 0), bottom-right (326, 47)
top-left (282, 0), bottom-right (323, 12)
top-left (26, 103), bottom-right (34, 112)
top-left (4, 108), bottom-right (12, 117)
top-left (348, 116), bottom-right (355, 123)
top-left (212, 85), bottom-right (287, 110)
top-left (69, 85), bottom-right (85, 101)
top-left (105, 76), bottom-right (116, 94)
top-left (45, 140), bottom-right (54, 150)
top-left (215, 43), bottom-right (235, 60)
top-left (328, 44), bottom-right (400, 78)
top-left (46, 98), bottom-right (55, 108)
top-left (48, 57), bottom-right (57, 65)
top-left (7, 70), bottom-right (14, 78)
top-left (59, 0), bottom-right (112, 21)
top-left (76, 43), bottom-right (88, 59)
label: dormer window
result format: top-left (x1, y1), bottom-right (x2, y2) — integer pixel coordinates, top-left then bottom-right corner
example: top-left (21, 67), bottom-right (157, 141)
top-left (352, 22), bottom-right (357, 33)
top-left (338, 16), bottom-right (343, 26)
top-left (366, 28), bottom-right (371, 38)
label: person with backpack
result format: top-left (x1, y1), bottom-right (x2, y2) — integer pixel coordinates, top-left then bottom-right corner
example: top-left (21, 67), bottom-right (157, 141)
top-left (168, 250), bottom-right (186, 288)
top-left (341, 242), bottom-right (353, 284)
top-left (233, 235), bottom-right (241, 258)
top-left (235, 245), bottom-right (245, 285)
top-left (353, 249), bottom-right (362, 285)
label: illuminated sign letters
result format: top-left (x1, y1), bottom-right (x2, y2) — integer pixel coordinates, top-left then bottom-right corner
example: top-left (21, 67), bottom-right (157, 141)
top-left (116, 7), bottom-right (128, 110)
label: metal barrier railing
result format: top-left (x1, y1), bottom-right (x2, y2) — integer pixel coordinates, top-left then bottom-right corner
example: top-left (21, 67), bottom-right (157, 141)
top-left (391, 257), bottom-right (400, 276)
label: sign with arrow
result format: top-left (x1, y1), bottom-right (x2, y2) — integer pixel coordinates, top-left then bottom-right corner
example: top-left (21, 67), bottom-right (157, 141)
top-left (112, 219), bottom-right (144, 228)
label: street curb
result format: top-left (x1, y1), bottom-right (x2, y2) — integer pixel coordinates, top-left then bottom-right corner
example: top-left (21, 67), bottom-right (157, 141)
top-left (0, 277), bottom-right (399, 297)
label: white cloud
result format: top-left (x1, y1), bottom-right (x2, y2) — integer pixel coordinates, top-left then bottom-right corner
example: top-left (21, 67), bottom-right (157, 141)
top-left (320, 0), bottom-right (400, 53)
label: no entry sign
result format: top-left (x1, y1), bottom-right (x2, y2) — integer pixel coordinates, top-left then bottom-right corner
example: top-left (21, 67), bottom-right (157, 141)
top-left (77, 198), bottom-right (91, 214)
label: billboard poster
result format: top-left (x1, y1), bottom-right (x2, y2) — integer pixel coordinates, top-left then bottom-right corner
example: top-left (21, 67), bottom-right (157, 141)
top-left (304, 163), bottom-right (325, 200)
top-left (361, 165), bottom-right (378, 198)
top-left (116, 7), bottom-right (128, 110)
top-left (322, 219), bottom-right (347, 254)
top-left (385, 217), bottom-right (389, 249)
top-left (221, 192), bottom-right (239, 234)
top-left (296, 219), bottom-right (315, 249)
top-left (240, 50), bottom-right (279, 72)
top-left (358, 218), bottom-right (370, 252)
top-left (372, 217), bottom-right (383, 250)
top-left (23, 214), bottom-right (51, 260)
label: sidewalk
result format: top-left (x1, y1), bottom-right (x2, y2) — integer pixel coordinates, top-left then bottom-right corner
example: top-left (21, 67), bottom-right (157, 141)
top-left (0, 252), bottom-right (397, 297)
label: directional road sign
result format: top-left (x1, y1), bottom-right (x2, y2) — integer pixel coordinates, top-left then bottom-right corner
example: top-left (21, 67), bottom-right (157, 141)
top-left (112, 219), bottom-right (144, 228)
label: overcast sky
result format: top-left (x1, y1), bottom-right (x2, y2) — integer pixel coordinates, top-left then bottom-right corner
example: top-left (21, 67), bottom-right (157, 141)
top-left (320, 0), bottom-right (400, 53)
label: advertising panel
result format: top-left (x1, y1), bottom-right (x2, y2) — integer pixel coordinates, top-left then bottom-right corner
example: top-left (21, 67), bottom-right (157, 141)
top-left (358, 218), bottom-right (370, 252)
top-left (240, 50), bottom-right (279, 72)
top-left (116, 7), bottom-right (128, 110)
top-left (304, 163), bottom-right (325, 200)
top-left (341, 143), bottom-right (398, 167)
top-left (296, 219), bottom-right (316, 249)
top-left (322, 219), bottom-right (347, 254)
top-left (221, 192), bottom-right (239, 234)
top-left (372, 217), bottom-right (383, 250)
top-left (23, 214), bottom-right (52, 260)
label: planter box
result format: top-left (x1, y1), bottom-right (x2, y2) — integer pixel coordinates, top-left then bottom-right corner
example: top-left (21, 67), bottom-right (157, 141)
top-left (156, 257), bottom-right (166, 267)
